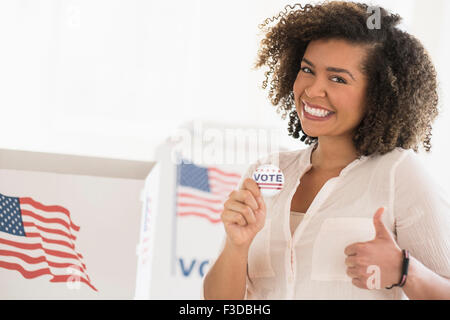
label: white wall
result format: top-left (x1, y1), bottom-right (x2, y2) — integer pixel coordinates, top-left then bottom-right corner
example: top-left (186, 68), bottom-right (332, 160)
top-left (0, 0), bottom-right (449, 300)
top-left (2, 0), bottom-right (447, 164)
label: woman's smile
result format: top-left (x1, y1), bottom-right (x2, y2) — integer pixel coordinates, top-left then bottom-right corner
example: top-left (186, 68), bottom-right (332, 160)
top-left (301, 99), bottom-right (336, 121)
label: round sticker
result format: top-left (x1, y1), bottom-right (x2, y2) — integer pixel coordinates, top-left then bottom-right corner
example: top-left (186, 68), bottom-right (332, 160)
top-left (252, 164), bottom-right (284, 197)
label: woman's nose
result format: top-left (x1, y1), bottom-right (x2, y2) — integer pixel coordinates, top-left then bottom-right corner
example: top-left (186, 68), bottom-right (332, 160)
top-left (305, 80), bottom-right (326, 98)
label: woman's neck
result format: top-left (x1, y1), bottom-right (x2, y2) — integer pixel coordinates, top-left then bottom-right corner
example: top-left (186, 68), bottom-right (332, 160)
top-left (310, 136), bottom-right (359, 172)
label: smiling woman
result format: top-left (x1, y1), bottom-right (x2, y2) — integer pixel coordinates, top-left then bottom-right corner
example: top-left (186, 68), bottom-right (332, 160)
top-left (253, 1), bottom-right (439, 158)
top-left (203, 1), bottom-right (450, 301)
top-left (294, 39), bottom-right (370, 144)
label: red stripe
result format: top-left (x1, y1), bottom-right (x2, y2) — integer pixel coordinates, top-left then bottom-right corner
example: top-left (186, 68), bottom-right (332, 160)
top-left (0, 249), bottom-right (89, 279)
top-left (177, 192), bottom-right (223, 204)
top-left (51, 275), bottom-right (97, 292)
top-left (0, 260), bottom-right (51, 278)
top-left (177, 212), bottom-right (222, 223)
top-left (209, 175), bottom-right (239, 187)
top-left (25, 231), bottom-right (84, 261)
top-left (208, 167), bottom-right (241, 179)
top-left (26, 232), bottom-right (75, 250)
top-left (209, 182), bottom-right (236, 190)
top-left (0, 238), bottom-right (87, 270)
top-left (259, 187), bottom-right (282, 190)
top-left (21, 209), bottom-right (75, 233)
top-left (0, 261), bottom-right (96, 291)
top-left (211, 189), bottom-right (233, 196)
top-left (256, 183), bottom-right (283, 186)
top-left (19, 197), bottom-right (80, 231)
top-left (177, 202), bottom-right (222, 214)
top-left (23, 221), bottom-right (76, 241)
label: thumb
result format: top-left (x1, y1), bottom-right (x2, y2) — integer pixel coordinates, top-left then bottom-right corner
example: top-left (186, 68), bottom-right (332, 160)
top-left (373, 207), bottom-right (390, 240)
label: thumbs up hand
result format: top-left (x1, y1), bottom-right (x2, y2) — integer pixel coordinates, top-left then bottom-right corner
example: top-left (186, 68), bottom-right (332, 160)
top-left (343, 207), bottom-right (404, 289)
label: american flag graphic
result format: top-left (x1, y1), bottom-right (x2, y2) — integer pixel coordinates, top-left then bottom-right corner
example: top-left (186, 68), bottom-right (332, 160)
top-left (0, 193), bottom-right (97, 291)
top-left (176, 160), bottom-right (242, 223)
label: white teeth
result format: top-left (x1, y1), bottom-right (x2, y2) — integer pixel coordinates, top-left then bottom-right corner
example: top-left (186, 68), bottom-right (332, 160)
top-left (304, 103), bottom-right (332, 117)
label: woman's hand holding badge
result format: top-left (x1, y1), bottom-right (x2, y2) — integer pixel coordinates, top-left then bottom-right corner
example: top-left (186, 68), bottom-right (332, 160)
top-left (221, 178), bottom-right (267, 249)
top-left (221, 164), bottom-right (284, 250)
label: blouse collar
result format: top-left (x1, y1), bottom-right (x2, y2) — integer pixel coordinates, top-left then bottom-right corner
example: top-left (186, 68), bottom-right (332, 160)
top-left (302, 143), bottom-right (369, 179)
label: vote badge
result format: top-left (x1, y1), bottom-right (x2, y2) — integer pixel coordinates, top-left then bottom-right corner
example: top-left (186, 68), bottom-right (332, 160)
top-left (252, 164), bottom-right (284, 197)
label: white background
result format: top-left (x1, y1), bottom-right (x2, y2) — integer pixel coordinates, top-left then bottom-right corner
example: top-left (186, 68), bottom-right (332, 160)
top-left (0, 0), bottom-right (448, 167)
top-left (0, 0), bottom-right (449, 299)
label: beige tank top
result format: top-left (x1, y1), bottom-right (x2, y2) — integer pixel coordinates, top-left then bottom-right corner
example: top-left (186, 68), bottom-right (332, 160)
top-left (290, 211), bottom-right (306, 236)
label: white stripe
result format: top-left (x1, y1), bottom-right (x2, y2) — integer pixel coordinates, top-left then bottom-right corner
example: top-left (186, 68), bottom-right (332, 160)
top-left (177, 204), bottom-right (222, 216)
top-left (177, 195), bottom-right (225, 209)
top-left (20, 203), bottom-right (75, 230)
top-left (23, 223), bottom-right (77, 245)
top-left (208, 170), bottom-right (241, 183)
top-left (21, 214), bottom-right (78, 239)
top-left (178, 186), bottom-right (224, 200)
top-left (2, 232), bottom-right (85, 262)
top-left (0, 255), bottom-right (88, 278)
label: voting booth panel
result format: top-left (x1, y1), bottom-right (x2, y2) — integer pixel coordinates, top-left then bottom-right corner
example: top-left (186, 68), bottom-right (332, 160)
top-left (0, 149), bottom-right (151, 299)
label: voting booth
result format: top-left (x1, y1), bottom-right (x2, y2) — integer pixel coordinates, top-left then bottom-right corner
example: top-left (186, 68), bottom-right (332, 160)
top-left (134, 120), bottom-right (289, 299)
top-left (0, 120), bottom-right (290, 299)
top-left (0, 148), bottom-right (152, 299)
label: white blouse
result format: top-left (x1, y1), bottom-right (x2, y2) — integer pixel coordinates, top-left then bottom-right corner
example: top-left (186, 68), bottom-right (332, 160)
top-left (203, 143), bottom-right (450, 300)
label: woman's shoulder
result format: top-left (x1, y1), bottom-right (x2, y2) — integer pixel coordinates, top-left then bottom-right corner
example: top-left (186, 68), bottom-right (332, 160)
top-left (370, 146), bottom-right (418, 171)
top-left (386, 147), bottom-right (447, 195)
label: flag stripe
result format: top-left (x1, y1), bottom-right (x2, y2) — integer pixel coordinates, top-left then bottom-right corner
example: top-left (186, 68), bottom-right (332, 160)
top-left (25, 232), bottom-right (75, 250)
top-left (19, 197), bottom-right (80, 231)
top-left (0, 260), bottom-right (51, 278)
top-left (0, 237), bottom-right (86, 268)
top-left (50, 274), bottom-right (97, 291)
top-left (177, 192), bottom-right (223, 204)
top-left (259, 187), bottom-right (282, 190)
top-left (23, 229), bottom-right (84, 260)
top-left (23, 221), bottom-right (77, 241)
top-left (21, 210), bottom-right (75, 234)
top-left (0, 245), bottom-right (90, 282)
top-left (177, 202), bottom-right (222, 214)
top-left (209, 175), bottom-right (239, 187)
top-left (0, 261), bottom-right (97, 291)
top-left (0, 249), bottom-right (89, 279)
top-left (208, 167), bottom-right (241, 179)
top-left (177, 212), bottom-right (222, 223)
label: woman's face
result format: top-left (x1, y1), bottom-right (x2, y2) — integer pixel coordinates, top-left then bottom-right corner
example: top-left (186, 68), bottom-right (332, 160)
top-left (293, 38), bottom-right (369, 140)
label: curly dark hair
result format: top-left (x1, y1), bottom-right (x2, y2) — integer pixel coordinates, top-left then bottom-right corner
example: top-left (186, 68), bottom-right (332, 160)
top-left (253, 1), bottom-right (440, 157)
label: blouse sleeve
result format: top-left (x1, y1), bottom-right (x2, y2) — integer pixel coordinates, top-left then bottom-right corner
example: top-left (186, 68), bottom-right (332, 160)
top-left (393, 151), bottom-right (450, 278)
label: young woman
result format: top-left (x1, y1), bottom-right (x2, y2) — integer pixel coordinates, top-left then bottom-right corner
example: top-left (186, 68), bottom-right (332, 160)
top-left (203, 2), bottom-right (450, 299)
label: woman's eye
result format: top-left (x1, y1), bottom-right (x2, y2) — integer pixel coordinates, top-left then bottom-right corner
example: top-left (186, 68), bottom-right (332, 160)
top-left (301, 66), bottom-right (313, 74)
top-left (331, 76), bottom-right (347, 84)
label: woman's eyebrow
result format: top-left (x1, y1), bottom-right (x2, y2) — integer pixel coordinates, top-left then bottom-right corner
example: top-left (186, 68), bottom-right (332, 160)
top-left (302, 57), bottom-right (356, 81)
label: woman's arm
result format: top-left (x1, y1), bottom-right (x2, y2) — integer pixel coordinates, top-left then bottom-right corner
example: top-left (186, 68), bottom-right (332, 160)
top-left (203, 177), bottom-right (267, 300)
top-left (393, 152), bottom-right (450, 299)
top-left (203, 239), bottom-right (249, 300)
top-left (402, 255), bottom-right (450, 300)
